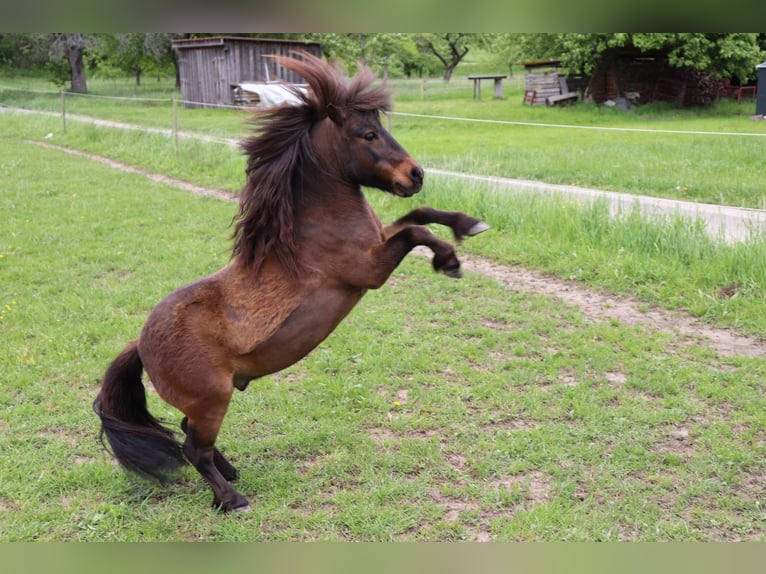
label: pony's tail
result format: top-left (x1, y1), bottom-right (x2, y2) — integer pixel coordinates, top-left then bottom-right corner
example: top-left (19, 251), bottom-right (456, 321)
top-left (93, 340), bottom-right (187, 483)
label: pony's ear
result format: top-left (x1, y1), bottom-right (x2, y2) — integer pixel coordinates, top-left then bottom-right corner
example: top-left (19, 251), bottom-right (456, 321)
top-left (326, 104), bottom-right (346, 126)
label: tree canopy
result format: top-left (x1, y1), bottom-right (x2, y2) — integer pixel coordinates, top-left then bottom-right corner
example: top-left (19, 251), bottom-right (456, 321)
top-left (1, 33), bottom-right (764, 90)
top-left (512, 33), bottom-right (765, 83)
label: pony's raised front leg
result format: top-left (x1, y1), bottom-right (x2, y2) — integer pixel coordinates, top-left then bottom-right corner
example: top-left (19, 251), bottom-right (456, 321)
top-left (364, 225), bottom-right (463, 287)
top-left (385, 207), bottom-right (489, 241)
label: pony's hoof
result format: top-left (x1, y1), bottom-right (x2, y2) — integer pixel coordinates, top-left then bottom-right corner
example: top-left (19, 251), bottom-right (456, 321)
top-left (214, 496), bottom-right (251, 513)
top-left (467, 222), bottom-right (490, 236)
top-left (233, 504), bottom-right (252, 513)
top-left (442, 267), bottom-right (463, 279)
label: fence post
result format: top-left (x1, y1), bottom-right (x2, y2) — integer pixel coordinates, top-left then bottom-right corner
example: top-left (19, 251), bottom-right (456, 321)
top-left (61, 90), bottom-right (66, 133)
top-left (172, 97), bottom-right (179, 153)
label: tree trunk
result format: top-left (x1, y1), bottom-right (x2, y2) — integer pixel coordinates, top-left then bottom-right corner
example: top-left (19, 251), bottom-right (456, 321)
top-left (419, 34), bottom-right (469, 84)
top-left (66, 42), bottom-right (87, 94)
top-left (172, 48), bottom-right (181, 89)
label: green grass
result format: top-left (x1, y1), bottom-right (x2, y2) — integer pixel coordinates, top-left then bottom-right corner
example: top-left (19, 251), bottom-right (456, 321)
top-left (387, 98), bottom-right (766, 208)
top-left (3, 132), bottom-right (766, 540)
top-left (2, 71), bottom-right (766, 540)
top-left (3, 73), bottom-right (765, 207)
top-left (3, 106), bottom-right (765, 336)
top-left (369, 179), bottom-right (766, 336)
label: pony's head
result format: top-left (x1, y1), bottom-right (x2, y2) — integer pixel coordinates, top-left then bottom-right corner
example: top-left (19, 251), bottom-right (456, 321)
top-left (276, 51), bottom-right (423, 196)
top-left (233, 51), bottom-right (424, 276)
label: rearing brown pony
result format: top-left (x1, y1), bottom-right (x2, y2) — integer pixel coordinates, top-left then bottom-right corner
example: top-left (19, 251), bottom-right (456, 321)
top-left (94, 51), bottom-right (488, 512)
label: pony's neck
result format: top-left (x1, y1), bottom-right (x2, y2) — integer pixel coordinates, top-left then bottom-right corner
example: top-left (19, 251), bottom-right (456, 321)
top-left (309, 118), bottom-right (350, 176)
top-left (296, 118), bottom-right (361, 204)
top-left (294, 168), bottom-right (363, 213)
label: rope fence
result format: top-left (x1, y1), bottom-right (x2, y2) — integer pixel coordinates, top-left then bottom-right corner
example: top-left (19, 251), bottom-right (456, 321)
top-left (2, 85), bottom-right (766, 151)
top-left (390, 111), bottom-right (766, 138)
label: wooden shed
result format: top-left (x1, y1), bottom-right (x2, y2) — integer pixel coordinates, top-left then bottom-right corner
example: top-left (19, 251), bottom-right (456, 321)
top-left (522, 59), bottom-right (578, 106)
top-left (584, 48), bottom-right (728, 107)
top-left (172, 36), bottom-right (323, 108)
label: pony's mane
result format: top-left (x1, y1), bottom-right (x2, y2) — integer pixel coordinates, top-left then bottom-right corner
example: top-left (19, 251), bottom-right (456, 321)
top-left (231, 51), bottom-right (392, 277)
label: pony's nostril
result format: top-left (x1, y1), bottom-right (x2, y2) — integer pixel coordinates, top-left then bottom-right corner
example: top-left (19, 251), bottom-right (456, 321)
top-left (411, 165), bottom-right (424, 183)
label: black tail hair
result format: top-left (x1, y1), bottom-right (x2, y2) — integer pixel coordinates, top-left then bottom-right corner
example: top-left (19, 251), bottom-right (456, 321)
top-left (93, 340), bottom-right (187, 483)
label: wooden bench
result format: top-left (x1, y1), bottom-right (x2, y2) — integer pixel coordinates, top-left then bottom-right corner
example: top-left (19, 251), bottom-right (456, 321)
top-left (468, 74), bottom-right (508, 100)
top-left (546, 92), bottom-right (578, 106)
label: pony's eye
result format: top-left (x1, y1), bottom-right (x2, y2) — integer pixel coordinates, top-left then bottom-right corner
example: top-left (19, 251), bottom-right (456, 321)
top-left (363, 131), bottom-right (377, 141)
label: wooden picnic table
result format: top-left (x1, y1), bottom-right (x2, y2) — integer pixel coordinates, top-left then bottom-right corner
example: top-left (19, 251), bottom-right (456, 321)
top-left (468, 74), bottom-right (508, 100)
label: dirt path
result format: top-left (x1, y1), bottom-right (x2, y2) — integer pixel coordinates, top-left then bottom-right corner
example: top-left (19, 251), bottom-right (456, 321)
top-left (31, 140), bottom-right (237, 202)
top-left (29, 140), bottom-right (766, 359)
top-left (461, 255), bottom-right (766, 358)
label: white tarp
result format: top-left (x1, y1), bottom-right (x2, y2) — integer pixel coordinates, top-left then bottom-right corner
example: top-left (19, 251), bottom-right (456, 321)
top-left (235, 83), bottom-right (307, 107)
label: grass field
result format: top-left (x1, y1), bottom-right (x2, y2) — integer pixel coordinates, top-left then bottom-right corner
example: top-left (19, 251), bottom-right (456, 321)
top-left (3, 106), bottom-right (765, 336)
top-left (2, 71), bottom-right (766, 541)
top-left (2, 72), bottom-right (765, 207)
top-left (3, 73), bottom-right (766, 336)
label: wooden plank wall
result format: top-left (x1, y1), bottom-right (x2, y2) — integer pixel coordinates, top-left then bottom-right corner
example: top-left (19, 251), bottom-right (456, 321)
top-left (524, 70), bottom-right (562, 105)
top-left (175, 39), bottom-right (322, 108)
top-left (176, 45), bottom-right (227, 108)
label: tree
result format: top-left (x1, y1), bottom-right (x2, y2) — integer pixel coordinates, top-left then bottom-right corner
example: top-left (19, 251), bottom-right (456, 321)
top-left (414, 33), bottom-right (477, 82)
top-left (305, 33), bottom-right (418, 79)
top-left (350, 33), bottom-right (410, 80)
top-left (632, 33), bottom-right (764, 82)
top-left (50, 33), bottom-right (90, 93)
top-left (106, 33), bottom-right (172, 86)
top-left (143, 33), bottom-right (179, 85)
top-left (0, 33), bottom-right (50, 69)
top-left (305, 33), bottom-right (485, 80)
top-left (395, 38), bottom-right (441, 79)
top-left (513, 33), bottom-right (765, 83)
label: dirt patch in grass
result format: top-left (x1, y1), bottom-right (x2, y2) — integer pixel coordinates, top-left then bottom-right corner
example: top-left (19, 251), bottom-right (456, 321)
top-left (654, 425), bottom-right (697, 460)
top-left (426, 469), bottom-right (553, 542)
top-left (366, 421), bottom-right (555, 541)
top-left (463, 256), bottom-right (766, 359)
top-left (29, 141), bottom-right (237, 203)
top-left (493, 470), bottom-right (552, 506)
top-left (480, 419), bottom-right (538, 432)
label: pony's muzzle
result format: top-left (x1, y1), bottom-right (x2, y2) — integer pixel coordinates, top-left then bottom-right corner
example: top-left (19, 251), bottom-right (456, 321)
top-left (410, 165), bottom-right (424, 186)
top-left (393, 163), bottom-right (424, 197)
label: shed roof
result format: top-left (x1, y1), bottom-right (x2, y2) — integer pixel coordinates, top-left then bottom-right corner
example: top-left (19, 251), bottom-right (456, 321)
top-left (521, 59), bottom-right (562, 69)
top-left (171, 36), bottom-right (321, 50)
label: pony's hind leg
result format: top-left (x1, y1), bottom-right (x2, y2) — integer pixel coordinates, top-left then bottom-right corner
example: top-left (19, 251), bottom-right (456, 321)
top-left (179, 388), bottom-right (250, 512)
top-left (183, 419), bottom-right (250, 512)
top-left (183, 425), bottom-right (250, 512)
top-left (181, 417), bottom-right (238, 482)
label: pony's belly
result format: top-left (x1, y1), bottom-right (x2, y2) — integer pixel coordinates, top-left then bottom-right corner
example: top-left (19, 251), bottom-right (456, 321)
top-left (233, 287), bottom-right (364, 380)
